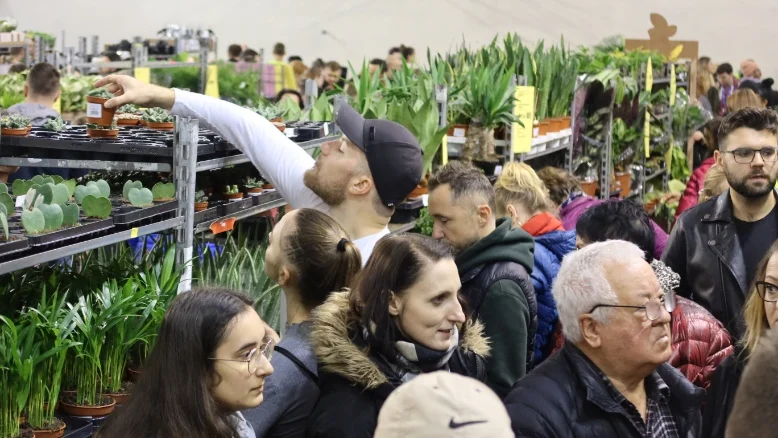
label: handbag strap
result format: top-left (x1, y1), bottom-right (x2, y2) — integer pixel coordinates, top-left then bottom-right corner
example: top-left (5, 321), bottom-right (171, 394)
top-left (275, 345), bottom-right (318, 384)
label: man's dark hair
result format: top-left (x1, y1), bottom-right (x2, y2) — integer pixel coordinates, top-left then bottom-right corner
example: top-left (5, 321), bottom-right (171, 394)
top-left (227, 44), bottom-right (242, 59)
top-left (325, 61), bottom-right (341, 71)
top-left (428, 161), bottom-right (495, 211)
top-left (401, 45), bottom-right (415, 59)
top-left (717, 63), bottom-right (734, 75)
top-left (576, 200), bottom-right (656, 262)
top-left (369, 58), bottom-right (387, 72)
top-left (273, 42), bottom-right (286, 56)
top-left (8, 63), bottom-right (26, 74)
top-left (388, 47), bottom-right (401, 56)
top-left (287, 55), bottom-right (302, 63)
top-left (276, 89), bottom-right (304, 109)
top-left (726, 327), bottom-right (778, 437)
top-left (718, 107), bottom-right (778, 150)
top-left (27, 62), bottom-right (61, 97)
top-left (103, 52), bottom-right (121, 62)
top-left (241, 49), bottom-right (259, 62)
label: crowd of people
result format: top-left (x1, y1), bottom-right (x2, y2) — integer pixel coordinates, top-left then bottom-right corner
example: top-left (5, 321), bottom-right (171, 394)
top-left (2, 49), bottom-right (778, 436)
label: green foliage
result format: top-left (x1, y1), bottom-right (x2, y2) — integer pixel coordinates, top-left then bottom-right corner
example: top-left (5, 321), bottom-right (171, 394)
top-left (195, 190), bottom-right (208, 202)
top-left (308, 92), bottom-right (334, 122)
top-left (245, 102), bottom-right (283, 121)
top-left (1, 114), bottom-right (31, 129)
top-left (24, 187), bottom-right (43, 211)
top-left (117, 104), bottom-right (141, 115)
top-left (217, 62), bottom-right (261, 106)
top-left (13, 179), bottom-right (34, 197)
top-left (670, 145), bottom-right (691, 181)
top-left (0, 211), bottom-right (7, 240)
top-left (611, 118), bottom-right (640, 171)
top-left (0, 193), bottom-right (13, 217)
top-left (74, 185), bottom-right (101, 204)
top-left (62, 203), bottom-right (80, 227)
top-left (415, 208), bottom-right (433, 236)
top-left (224, 185), bottom-right (240, 195)
top-left (0, 73), bottom-right (25, 109)
top-left (39, 203), bottom-right (64, 231)
top-left (87, 121), bottom-right (118, 130)
top-left (278, 97), bottom-right (303, 122)
top-left (43, 117), bottom-right (66, 132)
top-left (26, 31), bottom-right (56, 48)
top-left (142, 107), bottom-right (174, 123)
top-left (81, 195), bottom-right (112, 219)
top-left (0, 183), bottom-right (7, 195)
top-left (243, 177), bottom-right (264, 189)
top-left (60, 75), bottom-right (95, 113)
top-left (128, 188), bottom-right (154, 207)
top-left (123, 180), bottom-right (144, 200)
top-left (87, 180), bottom-right (111, 198)
top-left (151, 182), bottom-right (175, 201)
top-left (346, 60), bottom-right (387, 120)
top-left (32, 175), bottom-right (55, 186)
top-left (51, 183), bottom-right (70, 205)
top-left (0, 315), bottom-right (35, 438)
top-left (459, 61), bottom-right (516, 129)
top-left (87, 87), bottom-right (113, 99)
top-left (22, 207), bottom-right (46, 234)
top-left (63, 179), bottom-right (77, 197)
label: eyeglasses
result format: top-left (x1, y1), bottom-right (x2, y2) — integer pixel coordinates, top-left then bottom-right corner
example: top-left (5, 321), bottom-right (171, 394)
top-left (756, 281), bottom-right (778, 303)
top-left (725, 147), bottom-right (778, 164)
top-left (209, 338), bottom-right (275, 374)
top-left (588, 291), bottom-right (677, 321)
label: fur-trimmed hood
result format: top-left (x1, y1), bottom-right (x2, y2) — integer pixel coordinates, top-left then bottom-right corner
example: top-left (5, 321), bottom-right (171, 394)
top-left (310, 291), bottom-right (490, 390)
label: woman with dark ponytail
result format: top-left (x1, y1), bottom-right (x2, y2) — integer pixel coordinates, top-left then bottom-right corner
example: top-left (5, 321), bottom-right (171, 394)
top-left (243, 208), bottom-right (362, 438)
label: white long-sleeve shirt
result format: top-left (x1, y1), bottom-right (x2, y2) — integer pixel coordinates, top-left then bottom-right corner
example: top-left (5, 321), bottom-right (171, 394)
top-left (171, 90), bottom-right (388, 264)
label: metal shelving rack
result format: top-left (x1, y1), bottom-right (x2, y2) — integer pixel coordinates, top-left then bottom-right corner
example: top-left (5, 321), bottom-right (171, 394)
top-left (0, 122), bottom-right (338, 288)
top-left (577, 76), bottom-right (617, 200)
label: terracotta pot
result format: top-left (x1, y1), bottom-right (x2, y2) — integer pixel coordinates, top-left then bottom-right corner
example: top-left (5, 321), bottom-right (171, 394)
top-left (60, 396), bottom-right (116, 417)
top-left (561, 116), bottom-right (571, 129)
top-left (194, 202), bottom-right (209, 212)
top-left (106, 392), bottom-right (130, 405)
top-left (580, 180), bottom-right (598, 197)
top-left (31, 418), bottom-right (66, 438)
top-left (117, 118), bottom-right (140, 126)
top-left (272, 122), bottom-right (286, 132)
top-left (538, 121), bottom-right (550, 136)
top-left (224, 192), bottom-right (244, 200)
top-left (246, 188), bottom-right (263, 196)
top-left (270, 117), bottom-right (283, 123)
top-left (408, 185), bottom-right (428, 199)
top-left (615, 171), bottom-right (632, 198)
top-left (262, 184), bottom-right (275, 190)
top-left (1, 126), bottom-right (30, 136)
top-left (139, 120), bottom-right (147, 127)
top-left (549, 118), bottom-right (564, 133)
top-left (87, 128), bottom-right (119, 138)
top-left (446, 124), bottom-right (469, 138)
top-left (146, 121), bottom-right (174, 131)
top-left (86, 96), bottom-right (116, 126)
top-left (127, 368), bottom-right (142, 382)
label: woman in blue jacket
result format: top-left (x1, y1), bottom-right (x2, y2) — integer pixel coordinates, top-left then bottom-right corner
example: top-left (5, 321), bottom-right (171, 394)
top-left (495, 162), bottom-right (576, 365)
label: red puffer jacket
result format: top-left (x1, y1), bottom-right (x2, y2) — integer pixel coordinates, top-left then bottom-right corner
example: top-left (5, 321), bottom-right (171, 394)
top-left (676, 157), bottom-right (715, 219)
top-left (547, 296), bottom-right (733, 389)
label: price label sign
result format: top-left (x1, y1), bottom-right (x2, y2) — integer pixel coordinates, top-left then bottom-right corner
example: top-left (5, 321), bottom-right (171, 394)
top-left (52, 95), bottom-right (61, 113)
top-left (134, 67), bottom-right (151, 84)
top-left (205, 65), bottom-right (220, 98)
top-left (669, 64), bottom-right (677, 106)
top-left (644, 62), bottom-right (653, 158)
top-left (512, 86), bottom-right (535, 154)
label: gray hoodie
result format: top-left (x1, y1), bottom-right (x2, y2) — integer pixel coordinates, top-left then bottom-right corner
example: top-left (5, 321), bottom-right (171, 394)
top-left (6, 102), bottom-right (60, 125)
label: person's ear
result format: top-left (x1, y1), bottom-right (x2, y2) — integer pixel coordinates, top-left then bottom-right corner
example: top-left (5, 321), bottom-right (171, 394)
top-left (476, 204), bottom-right (492, 226)
top-left (388, 291), bottom-right (403, 317)
top-left (579, 315), bottom-right (602, 348)
top-left (277, 266), bottom-right (292, 287)
top-left (505, 204), bottom-right (521, 227)
top-left (714, 149), bottom-right (723, 168)
top-left (350, 175), bottom-right (372, 197)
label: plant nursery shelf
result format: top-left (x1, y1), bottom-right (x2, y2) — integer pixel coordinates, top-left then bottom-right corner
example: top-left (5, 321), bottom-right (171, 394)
top-left (0, 216), bottom-right (183, 276)
top-left (520, 134), bottom-right (572, 161)
top-left (0, 157), bottom-right (171, 172)
top-left (194, 197), bottom-right (288, 234)
top-left (195, 135), bottom-right (339, 172)
top-left (645, 167), bottom-right (667, 181)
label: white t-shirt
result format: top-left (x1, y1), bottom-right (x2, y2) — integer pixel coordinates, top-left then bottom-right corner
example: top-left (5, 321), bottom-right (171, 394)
top-left (171, 90), bottom-right (386, 265)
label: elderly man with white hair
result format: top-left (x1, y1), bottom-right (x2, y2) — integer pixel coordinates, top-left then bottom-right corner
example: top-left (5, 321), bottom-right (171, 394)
top-left (504, 240), bottom-right (705, 438)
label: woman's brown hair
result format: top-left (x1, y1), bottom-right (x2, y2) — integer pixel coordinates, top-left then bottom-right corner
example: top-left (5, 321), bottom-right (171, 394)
top-left (282, 208), bottom-right (361, 309)
top-left (728, 89), bottom-right (765, 112)
top-left (536, 166), bottom-right (582, 206)
top-left (742, 239), bottom-right (778, 357)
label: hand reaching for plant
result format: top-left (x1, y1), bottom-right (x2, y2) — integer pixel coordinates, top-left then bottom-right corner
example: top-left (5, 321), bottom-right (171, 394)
top-left (93, 75), bottom-right (176, 111)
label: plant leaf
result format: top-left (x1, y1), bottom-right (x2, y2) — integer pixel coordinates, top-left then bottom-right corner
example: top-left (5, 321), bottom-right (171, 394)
top-left (151, 183), bottom-right (175, 201)
top-left (0, 192), bottom-right (13, 216)
top-left (129, 188), bottom-right (154, 207)
top-left (62, 203), bottom-right (80, 226)
top-left (21, 207), bottom-right (46, 234)
top-left (38, 203), bottom-right (64, 231)
top-left (81, 195), bottom-right (112, 219)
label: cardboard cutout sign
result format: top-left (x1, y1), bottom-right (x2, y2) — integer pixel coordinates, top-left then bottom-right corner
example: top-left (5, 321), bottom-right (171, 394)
top-left (625, 13), bottom-right (699, 99)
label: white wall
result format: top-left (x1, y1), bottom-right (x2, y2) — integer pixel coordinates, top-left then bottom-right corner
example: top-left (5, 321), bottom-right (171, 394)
top-left (2, 0), bottom-right (777, 79)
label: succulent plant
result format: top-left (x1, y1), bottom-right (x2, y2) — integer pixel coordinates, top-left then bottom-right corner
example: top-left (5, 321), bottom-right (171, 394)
top-left (86, 180), bottom-right (111, 198)
top-left (224, 185), bottom-right (240, 195)
top-left (23, 187), bottom-right (44, 211)
top-left (12, 179), bottom-right (33, 197)
top-left (151, 182), bottom-right (175, 201)
top-left (195, 190), bottom-right (208, 202)
top-left (1, 114), bottom-right (31, 129)
top-left (62, 203), bottom-right (79, 227)
top-left (42, 117), bottom-right (66, 132)
top-left (38, 203), bottom-right (64, 231)
top-left (122, 180), bottom-right (144, 200)
top-left (0, 211), bottom-right (7, 241)
top-left (74, 185), bottom-right (102, 204)
top-left (0, 193), bottom-right (13, 217)
top-left (63, 179), bottom-right (77, 197)
top-left (21, 207), bottom-right (45, 234)
top-left (245, 103), bottom-right (283, 121)
top-left (128, 187), bottom-right (154, 207)
top-left (31, 175), bottom-right (55, 186)
top-left (51, 183), bottom-right (70, 205)
top-left (87, 87), bottom-right (113, 99)
top-left (87, 122), bottom-right (118, 130)
top-left (0, 183), bottom-right (7, 195)
top-left (142, 107), bottom-right (174, 123)
top-left (118, 104), bottom-right (141, 115)
top-left (81, 195), bottom-right (112, 218)
top-left (243, 177), bottom-right (265, 189)
top-left (36, 183), bottom-right (54, 204)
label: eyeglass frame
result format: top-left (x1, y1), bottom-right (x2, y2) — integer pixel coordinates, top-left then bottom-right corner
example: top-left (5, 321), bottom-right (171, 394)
top-left (209, 338), bottom-right (275, 374)
top-left (755, 281), bottom-right (778, 303)
top-left (588, 290), bottom-right (677, 321)
top-left (724, 147), bottom-right (778, 164)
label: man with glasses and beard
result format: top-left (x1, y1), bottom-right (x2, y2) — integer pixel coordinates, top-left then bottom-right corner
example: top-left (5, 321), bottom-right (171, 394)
top-left (663, 107), bottom-right (778, 341)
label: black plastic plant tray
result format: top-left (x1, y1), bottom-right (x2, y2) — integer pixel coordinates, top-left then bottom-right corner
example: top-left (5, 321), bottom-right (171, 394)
top-left (112, 200), bottom-right (178, 226)
top-left (218, 197), bottom-right (255, 216)
top-left (252, 190), bottom-right (283, 206)
top-left (61, 416), bottom-right (93, 438)
top-left (194, 205), bottom-right (221, 225)
top-left (27, 218), bottom-right (115, 247)
top-left (0, 234), bottom-right (30, 259)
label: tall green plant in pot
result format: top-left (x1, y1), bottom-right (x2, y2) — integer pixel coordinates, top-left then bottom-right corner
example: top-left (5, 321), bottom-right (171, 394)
top-left (0, 316), bottom-right (34, 438)
top-left (23, 290), bottom-right (80, 435)
top-left (460, 62), bottom-right (516, 162)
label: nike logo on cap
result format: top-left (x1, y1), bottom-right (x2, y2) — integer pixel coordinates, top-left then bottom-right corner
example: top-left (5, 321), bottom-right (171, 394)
top-left (449, 418), bottom-right (488, 429)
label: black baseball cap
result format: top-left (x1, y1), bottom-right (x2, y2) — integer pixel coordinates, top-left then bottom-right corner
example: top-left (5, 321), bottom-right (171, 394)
top-left (336, 104), bottom-right (423, 207)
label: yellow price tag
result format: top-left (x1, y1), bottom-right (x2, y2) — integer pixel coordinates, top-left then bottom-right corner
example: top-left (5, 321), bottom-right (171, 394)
top-left (665, 139), bottom-right (674, 171)
top-left (669, 64), bottom-right (677, 106)
top-left (130, 227), bottom-right (139, 238)
top-left (205, 65), bottom-right (220, 98)
top-left (645, 62), bottom-right (653, 91)
top-left (512, 86), bottom-right (535, 154)
top-left (644, 62), bottom-right (653, 158)
top-left (134, 67), bottom-right (151, 84)
top-left (441, 135), bottom-right (448, 165)
top-left (52, 95), bottom-right (61, 113)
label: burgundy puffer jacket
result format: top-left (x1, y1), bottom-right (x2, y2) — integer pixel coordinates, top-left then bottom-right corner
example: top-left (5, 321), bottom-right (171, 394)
top-left (675, 157), bottom-right (715, 219)
top-left (547, 296), bottom-right (733, 389)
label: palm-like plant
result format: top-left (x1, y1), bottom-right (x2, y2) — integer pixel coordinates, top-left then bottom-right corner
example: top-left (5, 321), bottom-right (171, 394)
top-left (345, 60), bottom-right (386, 120)
top-left (0, 315), bottom-right (34, 438)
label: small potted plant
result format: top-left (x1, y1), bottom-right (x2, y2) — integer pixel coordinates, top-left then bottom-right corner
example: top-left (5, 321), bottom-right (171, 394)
top-left (243, 177), bottom-right (264, 196)
top-left (223, 185), bottom-right (243, 201)
top-left (143, 108), bottom-right (174, 131)
top-left (42, 117), bottom-right (66, 132)
top-left (246, 103), bottom-right (285, 132)
top-left (262, 180), bottom-right (275, 190)
top-left (194, 190), bottom-right (209, 211)
top-left (116, 104), bottom-right (142, 126)
top-left (87, 121), bottom-right (119, 139)
top-left (0, 114), bottom-right (31, 136)
top-left (86, 87), bottom-right (117, 127)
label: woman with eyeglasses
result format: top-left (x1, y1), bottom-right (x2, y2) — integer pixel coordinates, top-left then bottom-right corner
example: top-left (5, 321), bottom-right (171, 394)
top-left (306, 233), bottom-right (489, 438)
top-left (97, 288), bottom-right (274, 438)
top-left (242, 208), bottom-right (361, 437)
top-left (703, 238), bottom-right (778, 438)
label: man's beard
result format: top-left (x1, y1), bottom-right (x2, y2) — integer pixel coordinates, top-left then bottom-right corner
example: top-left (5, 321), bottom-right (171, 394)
top-left (727, 168), bottom-right (778, 198)
top-left (304, 168), bottom-right (348, 206)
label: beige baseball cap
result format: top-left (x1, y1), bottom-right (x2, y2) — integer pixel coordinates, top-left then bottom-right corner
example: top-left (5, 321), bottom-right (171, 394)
top-left (374, 372), bottom-right (514, 438)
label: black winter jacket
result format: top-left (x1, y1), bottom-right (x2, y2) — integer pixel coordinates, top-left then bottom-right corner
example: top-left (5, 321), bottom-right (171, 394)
top-left (701, 346), bottom-right (746, 438)
top-left (304, 291), bottom-right (490, 438)
top-left (504, 344), bottom-right (705, 438)
top-left (662, 190), bottom-right (774, 340)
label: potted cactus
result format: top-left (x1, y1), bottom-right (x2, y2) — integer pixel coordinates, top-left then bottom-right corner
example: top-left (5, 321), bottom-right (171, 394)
top-left (1, 114), bottom-right (31, 136)
top-left (42, 117), bottom-right (66, 132)
top-left (246, 103), bottom-right (285, 132)
top-left (86, 87), bottom-right (117, 127)
top-left (243, 177), bottom-right (264, 196)
top-left (194, 191), bottom-right (209, 211)
top-left (143, 108), bottom-right (174, 131)
top-left (87, 121), bottom-right (119, 139)
top-left (223, 185), bottom-right (243, 201)
top-left (116, 104), bottom-right (142, 126)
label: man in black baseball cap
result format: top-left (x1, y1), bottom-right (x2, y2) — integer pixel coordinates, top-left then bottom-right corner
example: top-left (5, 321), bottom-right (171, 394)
top-left (93, 74), bottom-right (424, 263)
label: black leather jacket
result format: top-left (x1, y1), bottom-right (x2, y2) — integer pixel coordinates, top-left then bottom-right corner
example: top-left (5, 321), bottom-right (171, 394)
top-left (662, 190), bottom-right (766, 341)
